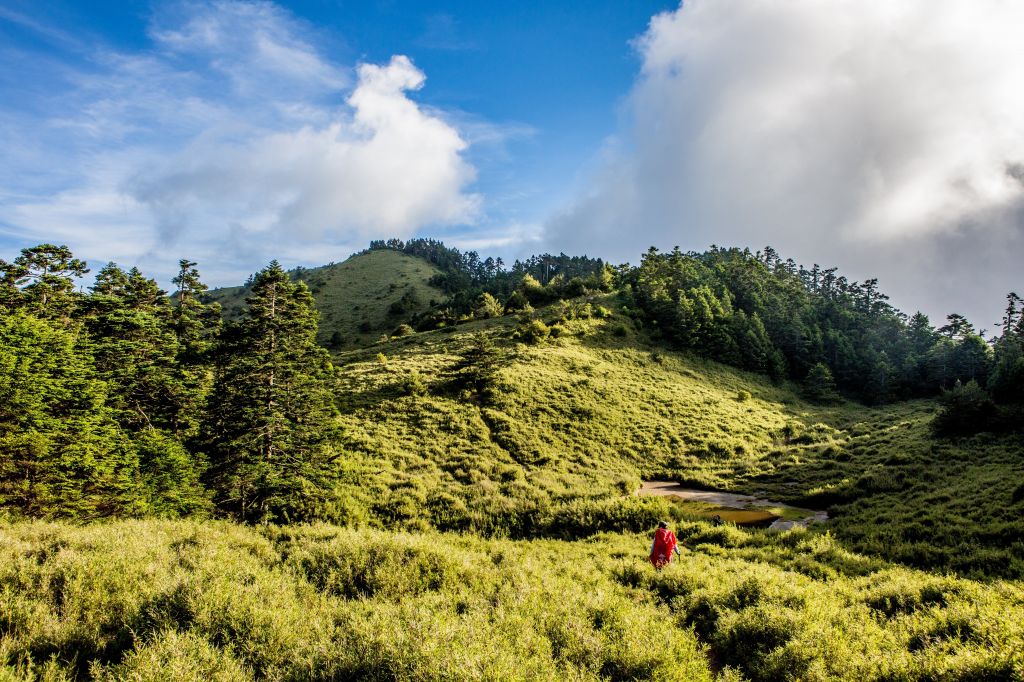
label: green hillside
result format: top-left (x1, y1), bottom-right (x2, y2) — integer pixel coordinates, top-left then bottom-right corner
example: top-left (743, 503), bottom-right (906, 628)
top-left (331, 294), bottom-right (1024, 578)
top-left (3, 241), bottom-right (1023, 680)
top-left (204, 249), bottom-right (446, 349)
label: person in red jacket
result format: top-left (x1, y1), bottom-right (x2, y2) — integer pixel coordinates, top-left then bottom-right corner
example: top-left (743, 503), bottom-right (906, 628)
top-left (649, 521), bottom-right (681, 570)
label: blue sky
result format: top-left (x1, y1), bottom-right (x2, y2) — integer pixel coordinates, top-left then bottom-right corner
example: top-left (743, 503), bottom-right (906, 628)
top-left (1, 1), bottom-right (1022, 328)
top-left (0, 0), bottom-right (672, 273)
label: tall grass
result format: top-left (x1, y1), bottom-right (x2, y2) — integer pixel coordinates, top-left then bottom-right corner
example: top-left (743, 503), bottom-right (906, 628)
top-left (2, 519), bottom-right (1023, 680)
top-left (0, 520), bottom-right (712, 681)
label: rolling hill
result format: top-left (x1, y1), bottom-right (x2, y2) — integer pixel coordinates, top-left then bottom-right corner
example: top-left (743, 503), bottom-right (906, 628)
top-left (326, 288), bottom-right (1024, 579)
top-left (204, 249), bottom-right (446, 349)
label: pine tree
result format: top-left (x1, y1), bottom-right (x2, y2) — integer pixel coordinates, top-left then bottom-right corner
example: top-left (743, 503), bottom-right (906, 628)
top-left (203, 262), bottom-right (340, 522)
top-left (0, 312), bottom-right (141, 518)
top-left (80, 263), bottom-right (211, 515)
top-left (449, 332), bottom-right (505, 403)
top-left (171, 259), bottom-right (222, 362)
top-left (81, 264), bottom-right (182, 432)
top-left (803, 362), bottom-right (839, 403)
top-left (0, 244), bottom-right (88, 320)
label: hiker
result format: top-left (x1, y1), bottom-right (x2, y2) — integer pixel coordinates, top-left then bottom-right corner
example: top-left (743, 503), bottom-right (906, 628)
top-left (649, 521), bottom-right (681, 570)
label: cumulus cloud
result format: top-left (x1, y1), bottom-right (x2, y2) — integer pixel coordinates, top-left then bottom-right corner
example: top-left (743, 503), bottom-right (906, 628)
top-left (128, 54), bottom-right (479, 244)
top-left (547, 0), bottom-right (1024, 327)
top-left (0, 1), bottom-right (479, 285)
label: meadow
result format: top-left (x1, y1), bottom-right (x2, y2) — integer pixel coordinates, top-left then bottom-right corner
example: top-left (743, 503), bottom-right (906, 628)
top-left (1, 519), bottom-right (1022, 681)
top-left (329, 296), bottom-right (1024, 579)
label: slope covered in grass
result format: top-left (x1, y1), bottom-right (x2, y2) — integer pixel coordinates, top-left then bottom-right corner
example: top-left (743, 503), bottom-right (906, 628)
top-left (329, 296), bottom-right (1024, 577)
top-left (205, 250), bottom-right (446, 349)
top-left (2, 518), bottom-right (1022, 681)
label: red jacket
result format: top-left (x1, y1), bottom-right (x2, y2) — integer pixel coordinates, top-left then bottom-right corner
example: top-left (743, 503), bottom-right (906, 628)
top-left (650, 527), bottom-right (678, 566)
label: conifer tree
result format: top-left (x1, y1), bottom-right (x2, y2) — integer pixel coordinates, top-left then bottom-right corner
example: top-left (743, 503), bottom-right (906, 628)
top-left (171, 259), bottom-right (222, 362)
top-left (0, 244), bottom-right (88, 319)
top-left (803, 362), bottom-right (839, 403)
top-left (0, 313), bottom-right (141, 518)
top-left (81, 263), bottom-right (211, 515)
top-left (203, 261), bottom-right (340, 522)
top-left (82, 264), bottom-right (182, 432)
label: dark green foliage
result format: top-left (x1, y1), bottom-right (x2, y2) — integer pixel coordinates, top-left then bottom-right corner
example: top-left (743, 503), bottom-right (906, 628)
top-left (803, 362), bottom-right (839, 403)
top-left (627, 245), bottom-right (1006, 404)
top-left (932, 293), bottom-right (1022, 434)
top-left (0, 313), bottom-right (140, 518)
top-left (202, 262), bottom-right (340, 522)
top-left (135, 428), bottom-right (210, 517)
top-left (171, 259), bottom-right (222, 363)
top-left (81, 265), bottom-right (186, 433)
top-left (447, 332), bottom-right (506, 402)
top-left (0, 243), bottom-right (89, 320)
top-left (933, 381), bottom-right (998, 435)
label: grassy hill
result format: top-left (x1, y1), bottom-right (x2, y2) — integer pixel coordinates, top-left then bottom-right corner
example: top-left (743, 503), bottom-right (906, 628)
top-left (201, 253), bottom-right (1023, 577)
top-left (329, 293), bottom-right (1024, 579)
top-left (204, 249), bottom-right (446, 349)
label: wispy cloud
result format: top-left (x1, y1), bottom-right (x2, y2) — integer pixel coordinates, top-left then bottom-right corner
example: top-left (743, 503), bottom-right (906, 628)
top-left (414, 13), bottom-right (479, 52)
top-left (546, 0), bottom-right (1024, 327)
top-left (0, 1), bottom-right (481, 285)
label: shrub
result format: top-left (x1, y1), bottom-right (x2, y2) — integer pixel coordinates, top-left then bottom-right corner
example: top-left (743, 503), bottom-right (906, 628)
top-left (398, 371), bottom-right (427, 397)
top-left (514, 319), bottom-right (550, 345)
top-left (933, 380), bottom-right (998, 435)
top-left (543, 497), bottom-right (673, 539)
top-left (391, 323), bottom-right (415, 337)
top-left (473, 292), bottom-right (504, 319)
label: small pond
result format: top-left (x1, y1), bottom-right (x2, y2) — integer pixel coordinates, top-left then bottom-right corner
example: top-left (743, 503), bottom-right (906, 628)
top-left (638, 480), bottom-right (828, 530)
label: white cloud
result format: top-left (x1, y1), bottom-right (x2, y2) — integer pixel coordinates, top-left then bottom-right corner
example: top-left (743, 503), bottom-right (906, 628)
top-left (128, 54), bottom-right (479, 245)
top-left (547, 0), bottom-right (1024, 326)
top-left (0, 2), bottom-right (480, 286)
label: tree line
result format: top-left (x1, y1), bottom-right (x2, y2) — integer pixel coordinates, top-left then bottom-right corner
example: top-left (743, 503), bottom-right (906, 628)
top-left (0, 244), bottom-right (339, 521)
top-left (623, 246), bottom-right (1020, 421)
top-left (372, 238), bottom-right (1018, 421)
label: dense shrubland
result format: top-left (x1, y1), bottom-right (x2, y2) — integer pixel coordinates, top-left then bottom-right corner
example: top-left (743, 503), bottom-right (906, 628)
top-left (1, 520), bottom-right (1022, 681)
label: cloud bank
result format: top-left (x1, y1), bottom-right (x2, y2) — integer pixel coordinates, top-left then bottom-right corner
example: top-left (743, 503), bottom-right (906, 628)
top-left (547, 0), bottom-right (1024, 327)
top-left (0, 1), bottom-right (479, 283)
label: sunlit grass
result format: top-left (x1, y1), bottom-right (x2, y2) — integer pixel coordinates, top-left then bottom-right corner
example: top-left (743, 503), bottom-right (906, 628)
top-left (2, 519), bottom-right (1022, 680)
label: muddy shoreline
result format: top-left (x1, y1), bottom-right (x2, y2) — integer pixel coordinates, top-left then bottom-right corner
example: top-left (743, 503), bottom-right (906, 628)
top-left (638, 480), bottom-right (828, 529)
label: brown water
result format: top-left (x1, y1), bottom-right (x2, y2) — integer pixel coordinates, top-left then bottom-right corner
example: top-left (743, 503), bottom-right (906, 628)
top-left (638, 480), bottom-right (828, 530)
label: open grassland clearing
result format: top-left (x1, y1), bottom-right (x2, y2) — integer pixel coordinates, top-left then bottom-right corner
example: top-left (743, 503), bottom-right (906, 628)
top-left (1, 519), bottom-right (1022, 681)
top-left (330, 302), bottom-right (1024, 577)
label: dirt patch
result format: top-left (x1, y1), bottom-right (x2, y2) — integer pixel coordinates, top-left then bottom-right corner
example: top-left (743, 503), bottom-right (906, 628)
top-left (638, 480), bottom-right (828, 529)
